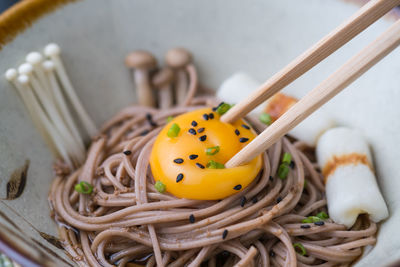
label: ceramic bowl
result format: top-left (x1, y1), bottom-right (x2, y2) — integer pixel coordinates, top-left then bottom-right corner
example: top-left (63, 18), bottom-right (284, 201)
top-left (0, 0), bottom-right (399, 266)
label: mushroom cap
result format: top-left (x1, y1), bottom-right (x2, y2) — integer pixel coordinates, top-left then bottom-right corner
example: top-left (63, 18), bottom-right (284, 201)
top-left (165, 48), bottom-right (192, 68)
top-left (152, 68), bottom-right (174, 89)
top-left (125, 50), bottom-right (157, 70)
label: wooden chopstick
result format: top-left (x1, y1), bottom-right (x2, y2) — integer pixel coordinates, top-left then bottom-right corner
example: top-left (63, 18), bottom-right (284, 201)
top-left (220, 0), bottom-right (400, 124)
top-left (225, 18), bottom-right (400, 168)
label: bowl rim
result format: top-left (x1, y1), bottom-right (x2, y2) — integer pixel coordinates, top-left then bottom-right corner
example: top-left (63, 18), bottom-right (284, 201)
top-left (0, 0), bottom-right (77, 52)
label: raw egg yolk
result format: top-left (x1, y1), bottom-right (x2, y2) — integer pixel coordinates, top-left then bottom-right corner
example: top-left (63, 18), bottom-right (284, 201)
top-left (150, 108), bottom-right (262, 200)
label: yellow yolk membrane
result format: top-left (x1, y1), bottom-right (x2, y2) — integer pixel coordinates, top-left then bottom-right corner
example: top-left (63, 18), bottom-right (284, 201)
top-left (150, 108), bottom-right (262, 200)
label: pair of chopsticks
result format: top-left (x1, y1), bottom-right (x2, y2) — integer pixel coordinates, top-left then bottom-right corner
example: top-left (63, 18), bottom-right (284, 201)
top-left (223, 0), bottom-right (400, 168)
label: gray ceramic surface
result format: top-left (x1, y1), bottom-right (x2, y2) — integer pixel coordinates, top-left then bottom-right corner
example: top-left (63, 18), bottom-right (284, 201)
top-left (0, 0), bottom-right (399, 266)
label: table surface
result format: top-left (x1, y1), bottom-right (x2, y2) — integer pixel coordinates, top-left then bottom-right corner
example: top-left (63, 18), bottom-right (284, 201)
top-left (0, 0), bottom-right (18, 13)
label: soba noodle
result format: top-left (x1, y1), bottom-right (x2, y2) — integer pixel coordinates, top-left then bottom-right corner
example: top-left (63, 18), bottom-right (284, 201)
top-left (49, 90), bottom-right (376, 267)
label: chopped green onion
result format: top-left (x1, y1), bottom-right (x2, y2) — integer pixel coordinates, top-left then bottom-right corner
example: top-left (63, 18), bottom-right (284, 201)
top-left (316, 211), bottom-right (329, 220)
top-left (278, 163), bottom-right (290, 179)
top-left (301, 216), bottom-right (321, 223)
top-left (282, 152), bottom-right (292, 164)
top-left (206, 160), bottom-right (225, 169)
top-left (167, 123), bottom-right (180, 138)
top-left (166, 116), bottom-right (174, 123)
top-left (293, 243), bottom-right (307, 256)
top-left (154, 181), bottom-right (166, 193)
top-left (74, 181), bottom-right (93, 194)
top-left (304, 180), bottom-right (308, 188)
top-left (259, 113), bottom-right (272, 125)
top-left (206, 146), bottom-right (220, 155)
top-left (216, 103), bottom-right (231, 115)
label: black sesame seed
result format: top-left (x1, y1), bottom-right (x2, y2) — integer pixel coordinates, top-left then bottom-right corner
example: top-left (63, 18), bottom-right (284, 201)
top-left (140, 130), bottom-right (149, 136)
top-left (222, 229), bottom-right (228, 240)
top-left (191, 121), bottom-right (198, 127)
top-left (301, 224), bottom-right (311, 229)
top-left (196, 163), bottom-right (205, 169)
top-left (212, 107), bottom-right (218, 112)
top-left (314, 221), bottom-right (325, 226)
top-left (252, 196), bottom-right (258, 204)
top-left (189, 214), bottom-right (195, 223)
top-left (269, 176), bottom-right (274, 181)
top-left (203, 114), bottom-right (209, 120)
top-left (123, 150), bottom-right (132, 155)
top-left (176, 173), bottom-right (184, 183)
top-left (199, 135), bottom-right (207, 141)
top-left (233, 184), bottom-right (242, 191)
top-left (270, 251), bottom-right (275, 257)
top-left (290, 161), bottom-right (295, 169)
top-left (217, 102), bottom-right (225, 108)
top-left (188, 128), bottom-right (197, 135)
top-left (150, 121), bottom-right (157, 127)
top-left (209, 113), bottom-right (214, 119)
top-left (241, 124), bottom-right (250, 130)
top-left (189, 154), bottom-right (198, 160)
top-left (174, 158), bottom-right (184, 164)
top-left (235, 129), bottom-right (240, 136)
top-left (239, 137), bottom-right (249, 143)
top-left (240, 196), bottom-right (246, 207)
top-left (276, 196), bottom-right (282, 203)
top-left (221, 251), bottom-right (229, 257)
top-left (146, 113), bottom-right (152, 121)
top-left (197, 127), bottom-right (205, 133)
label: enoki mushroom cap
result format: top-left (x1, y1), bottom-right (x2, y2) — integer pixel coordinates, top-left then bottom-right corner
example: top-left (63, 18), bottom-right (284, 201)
top-left (44, 43), bottom-right (61, 57)
top-left (26, 52), bottom-right (43, 65)
top-left (165, 47), bottom-right (192, 68)
top-left (152, 68), bottom-right (174, 89)
top-left (42, 60), bottom-right (55, 71)
top-left (5, 68), bottom-right (17, 81)
top-left (18, 63), bottom-right (33, 75)
top-left (125, 50), bottom-right (157, 70)
top-left (17, 74), bottom-right (30, 85)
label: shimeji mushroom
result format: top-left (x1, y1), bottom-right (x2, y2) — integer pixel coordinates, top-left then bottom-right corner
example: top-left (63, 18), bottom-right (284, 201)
top-left (44, 43), bottom-right (98, 138)
top-left (125, 50), bottom-right (157, 107)
top-left (42, 59), bottom-right (86, 156)
top-left (152, 67), bottom-right (174, 109)
top-left (165, 48), bottom-right (196, 106)
top-left (18, 62), bottom-right (85, 165)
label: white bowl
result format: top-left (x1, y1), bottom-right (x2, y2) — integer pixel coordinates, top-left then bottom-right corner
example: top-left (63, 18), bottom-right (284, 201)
top-left (0, 0), bottom-right (399, 266)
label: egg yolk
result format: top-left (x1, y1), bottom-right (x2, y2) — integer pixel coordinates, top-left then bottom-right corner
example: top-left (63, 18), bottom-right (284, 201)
top-left (150, 108), bottom-right (262, 200)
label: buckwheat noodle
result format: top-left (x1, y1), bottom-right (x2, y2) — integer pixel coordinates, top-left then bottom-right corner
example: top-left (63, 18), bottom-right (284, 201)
top-left (49, 86), bottom-right (376, 266)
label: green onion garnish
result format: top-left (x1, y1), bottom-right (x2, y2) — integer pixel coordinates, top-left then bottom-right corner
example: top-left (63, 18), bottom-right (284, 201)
top-left (293, 243), bottom-right (307, 256)
top-left (166, 116), bottom-right (174, 123)
top-left (304, 180), bottom-right (308, 188)
top-left (74, 181), bottom-right (93, 194)
top-left (301, 216), bottom-right (321, 223)
top-left (154, 181), bottom-right (166, 193)
top-left (207, 160), bottom-right (225, 169)
top-left (278, 163), bottom-right (290, 179)
top-left (259, 113), bottom-right (272, 125)
top-left (216, 103), bottom-right (231, 115)
top-left (316, 211), bottom-right (329, 220)
top-left (282, 152), bottom-right (292, 164)
top-left (206, 146), bottom-right (220, 155)
top-left (167, 123), bottom-right (180, 138)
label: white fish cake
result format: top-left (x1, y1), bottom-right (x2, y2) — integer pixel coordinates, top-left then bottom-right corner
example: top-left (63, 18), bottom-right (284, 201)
top-left (264, 93), bottom-right (335, 146)
top-left (217, 72), bottom-right (264, 115)
top-left (317, 127), bottom-right (389, 228)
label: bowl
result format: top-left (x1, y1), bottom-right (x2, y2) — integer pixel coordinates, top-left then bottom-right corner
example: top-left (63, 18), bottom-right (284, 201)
top-left (0, 0), bottom-right (399, 266)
